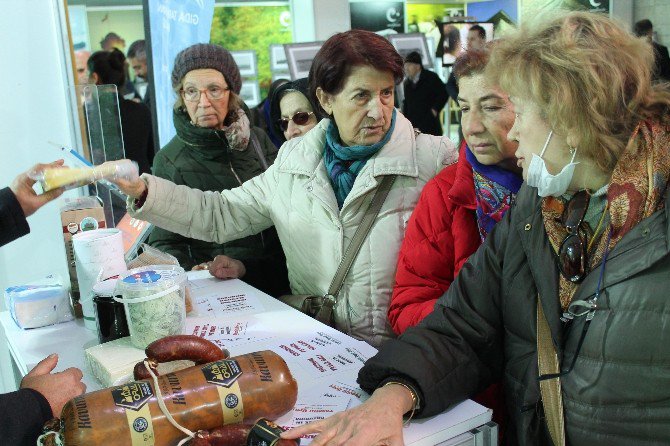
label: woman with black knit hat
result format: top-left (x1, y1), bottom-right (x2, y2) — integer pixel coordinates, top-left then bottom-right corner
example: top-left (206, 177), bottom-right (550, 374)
top-left (148, 43), bottom-right (289, 297)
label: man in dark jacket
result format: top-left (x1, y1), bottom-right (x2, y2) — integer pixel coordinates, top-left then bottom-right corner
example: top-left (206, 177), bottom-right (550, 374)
top-left (634, 19), bottom-right (670, 81)
top-left (401, 51), bottom-right (448, 135)
top-left (1, 162), bottom-right (86, 445)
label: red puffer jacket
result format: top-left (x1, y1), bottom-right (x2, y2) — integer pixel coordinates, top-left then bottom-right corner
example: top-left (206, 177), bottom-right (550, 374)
top-left (389, 141), bottom-right (480, 334)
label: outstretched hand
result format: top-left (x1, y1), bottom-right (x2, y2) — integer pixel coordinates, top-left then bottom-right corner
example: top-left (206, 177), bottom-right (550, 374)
top-left (11, 160), bottom-right (65, 217)
top-left (280, 384), bottom-right (411, 446)
top-left (20, 354), bottom-right (86, 417)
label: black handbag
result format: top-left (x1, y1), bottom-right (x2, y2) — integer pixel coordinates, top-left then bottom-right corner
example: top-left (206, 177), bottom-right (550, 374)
top-left (279, 175), bottom-right (397, 327)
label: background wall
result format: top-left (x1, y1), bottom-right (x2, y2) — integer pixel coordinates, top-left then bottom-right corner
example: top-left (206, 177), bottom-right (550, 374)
top-left (467, 0), bottom-right (517, 22)
top-left (634, 0), bottom-right (670, 45)
top-left (314, 0), bottom-right (351, 40)
top-left (0, 0), bottom-right (80, 391)
top-left (87, 9), bottom-right (145, 53)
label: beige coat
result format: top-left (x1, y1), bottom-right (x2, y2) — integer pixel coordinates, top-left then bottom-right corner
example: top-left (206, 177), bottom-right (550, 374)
top-left (130, 114), bottom-right (457, 346)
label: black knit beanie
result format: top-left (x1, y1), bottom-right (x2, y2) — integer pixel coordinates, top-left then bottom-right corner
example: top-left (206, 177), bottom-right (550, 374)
top-left (171, 43), bottom-right (242, 94)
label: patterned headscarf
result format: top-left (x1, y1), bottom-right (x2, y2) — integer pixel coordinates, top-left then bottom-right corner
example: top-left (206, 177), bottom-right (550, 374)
top-left (466, 146), bottom-right (523, 241)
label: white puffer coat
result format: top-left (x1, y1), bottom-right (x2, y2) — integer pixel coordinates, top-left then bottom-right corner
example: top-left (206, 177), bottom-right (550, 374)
top-left (130, 113), bottom-right (457, 346)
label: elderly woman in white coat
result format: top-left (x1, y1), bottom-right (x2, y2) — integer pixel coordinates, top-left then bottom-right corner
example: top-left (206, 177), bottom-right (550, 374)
top-left (113, 29), bottom-right (457, 347)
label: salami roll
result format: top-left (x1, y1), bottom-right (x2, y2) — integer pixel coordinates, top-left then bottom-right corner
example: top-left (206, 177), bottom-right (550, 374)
top-left (134, 335), bottom-right (228, 380)
top-left (187, 419), bottom-right (299, 446)
top-left (61, 350), bottom-right (298, 446)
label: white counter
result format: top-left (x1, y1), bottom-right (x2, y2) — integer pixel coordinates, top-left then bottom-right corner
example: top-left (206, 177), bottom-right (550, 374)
top-left (0, 271), bottom-right (493, 445)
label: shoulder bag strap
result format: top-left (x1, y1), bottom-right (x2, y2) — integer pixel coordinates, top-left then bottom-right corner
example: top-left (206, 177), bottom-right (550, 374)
top-left (327, 175), bottom-right (397, 297)
top-left (537, 299), bottom-right (566, 446)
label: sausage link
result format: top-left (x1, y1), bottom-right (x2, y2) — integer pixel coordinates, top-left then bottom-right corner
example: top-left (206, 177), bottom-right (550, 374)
top-left (187, 422), bottom-right (300, 446)
top-left (147, 335), bottom-right (227, 364)
top-left (133, 335), bottom-right (228, 380)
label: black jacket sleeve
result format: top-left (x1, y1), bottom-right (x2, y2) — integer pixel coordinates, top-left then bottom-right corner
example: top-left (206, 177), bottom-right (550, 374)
top-left (0, 388), bottom-right (53, 446)
top-left (0, 187), bottom-right (30, 247)
top-left (357, 204), bottom-right (510, 418)
top-left (428, 71), bottom-right (449, 114)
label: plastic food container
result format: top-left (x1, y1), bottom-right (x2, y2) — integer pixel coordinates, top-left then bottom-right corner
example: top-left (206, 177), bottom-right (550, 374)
top-left (114, 265), bottom-right (186, 349)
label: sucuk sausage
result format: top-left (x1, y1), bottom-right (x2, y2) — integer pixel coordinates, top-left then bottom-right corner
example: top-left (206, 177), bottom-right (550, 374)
top-left (61, 350), bottom-right (298, 446)
top-left (134, 335), bottom-right (228, 380)
top-left (187, 419), bottom-right (300, 446)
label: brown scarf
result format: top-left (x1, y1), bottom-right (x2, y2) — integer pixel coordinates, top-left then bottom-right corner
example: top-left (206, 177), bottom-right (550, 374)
top-left (542, 119), bottom-right (670, 310)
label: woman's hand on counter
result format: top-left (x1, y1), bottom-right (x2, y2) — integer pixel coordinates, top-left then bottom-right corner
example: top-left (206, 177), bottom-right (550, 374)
top-left (280, 383), bottom-right (410, 445)
top-left (193, 255), bottom-right (247, 280)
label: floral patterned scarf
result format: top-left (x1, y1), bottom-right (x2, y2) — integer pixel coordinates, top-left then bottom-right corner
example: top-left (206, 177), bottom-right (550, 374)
top-left (542, 119), bottom-right (670, 310)
top-left (222, 109), bottom-right (251, 152)
top-left (466, 146), bottom-right (523, 241)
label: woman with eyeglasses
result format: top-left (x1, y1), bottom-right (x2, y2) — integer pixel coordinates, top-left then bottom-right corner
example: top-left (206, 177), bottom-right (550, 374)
top-left (281, 11), bottom-right (670, 446)
top-left (270, 78), bottom-right (321, 142)
top-left (148, 43), bottom-right (289, 297)
top-left (112, 30), bottom-right (457, 347)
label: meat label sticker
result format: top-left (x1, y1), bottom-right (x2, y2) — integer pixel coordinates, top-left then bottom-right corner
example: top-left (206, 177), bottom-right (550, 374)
top-left (202, 359), bottom-right (243, 388)
top-left (112, 381), bottom-right (154, 411)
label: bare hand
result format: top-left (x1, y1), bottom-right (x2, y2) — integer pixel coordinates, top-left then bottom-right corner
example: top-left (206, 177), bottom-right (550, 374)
top-left (11, 160), bottom-right (65, 217)
top-left (206, 255), bottom-right (247, 280)
top-left (281, 385), bottom-right (411, 445)
top-left (106, 160), bottom-right (146, 199)
top-left (20, 354), bottom-right (86, 417)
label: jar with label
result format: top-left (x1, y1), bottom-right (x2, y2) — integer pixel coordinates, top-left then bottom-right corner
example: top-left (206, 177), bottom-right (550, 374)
top-left (114, 265), bottom-right (187, 349)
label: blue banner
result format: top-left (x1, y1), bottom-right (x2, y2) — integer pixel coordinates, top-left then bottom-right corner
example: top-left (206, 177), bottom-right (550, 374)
top-left (147, 0), bottom-right (215, 148)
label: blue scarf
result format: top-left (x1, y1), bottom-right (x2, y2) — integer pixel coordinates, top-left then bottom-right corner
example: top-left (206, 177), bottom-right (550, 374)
top-left (465, 145), bottom-right (523, 241)
top-left (324, 109), bottom-right (397, 208)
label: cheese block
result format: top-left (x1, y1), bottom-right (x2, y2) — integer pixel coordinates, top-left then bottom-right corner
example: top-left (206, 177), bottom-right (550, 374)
top-left (85, 336), bottom-right (195, 387)
top-left (85, 337), bottom-right (146, 387)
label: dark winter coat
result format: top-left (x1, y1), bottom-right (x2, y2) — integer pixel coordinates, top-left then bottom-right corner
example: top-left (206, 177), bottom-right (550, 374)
top-left (402, 69), bottom-right (449, 136)
top-left (148, 108), bottom-right (289, 296)
top-left (360, 181), bottom-right (670, 445)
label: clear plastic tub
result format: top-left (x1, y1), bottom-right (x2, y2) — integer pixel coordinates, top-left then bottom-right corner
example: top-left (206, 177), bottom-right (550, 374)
top-left (114, 265), bottom-right (186, 349)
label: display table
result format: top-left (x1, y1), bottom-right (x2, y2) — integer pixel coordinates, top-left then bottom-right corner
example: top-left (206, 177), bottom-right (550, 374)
top-left (0, 271), bottom-right (494, 445)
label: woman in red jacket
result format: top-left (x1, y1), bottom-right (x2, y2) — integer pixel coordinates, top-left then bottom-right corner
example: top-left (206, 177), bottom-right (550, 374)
top-left (389, 48), bottom-right (521, 333)
top-left (388, 48), bottom-right (522, 436)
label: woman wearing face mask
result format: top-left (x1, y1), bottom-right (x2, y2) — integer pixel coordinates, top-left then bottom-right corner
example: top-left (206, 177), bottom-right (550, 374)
top-left (148, 43), bottom-right (289, 297)
top-left (112, 30), bottom-right (457, 347)
top-left (269, 78), bottom-right (321, 142)
top-left (282, 11), bottom-right (670, 446)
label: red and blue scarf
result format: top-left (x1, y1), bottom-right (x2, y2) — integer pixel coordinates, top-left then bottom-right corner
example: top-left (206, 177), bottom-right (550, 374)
top-left (466, 146), bottom-right (523, 241)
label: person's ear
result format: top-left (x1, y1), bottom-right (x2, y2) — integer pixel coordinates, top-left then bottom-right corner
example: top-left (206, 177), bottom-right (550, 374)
top-left (90, 72), bottom-right (100, 85)
top-left (316, 87), bottom-right (333, 116)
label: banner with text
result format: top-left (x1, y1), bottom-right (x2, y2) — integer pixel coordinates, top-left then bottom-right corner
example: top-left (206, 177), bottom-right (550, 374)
top-left (147, 0), bottom-right (215, 148)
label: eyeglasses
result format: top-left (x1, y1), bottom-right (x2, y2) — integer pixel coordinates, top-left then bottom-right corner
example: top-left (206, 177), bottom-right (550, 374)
top-left (277, 111), bottom-right (314, 132)
top-left (558, 189), bottom-right (591, 283)
top-left (181, 85), bottom-right (229, 102)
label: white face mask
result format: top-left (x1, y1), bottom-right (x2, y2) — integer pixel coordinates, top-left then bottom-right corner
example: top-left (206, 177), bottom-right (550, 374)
top-left (526, 130), bottom-right (578, 197)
